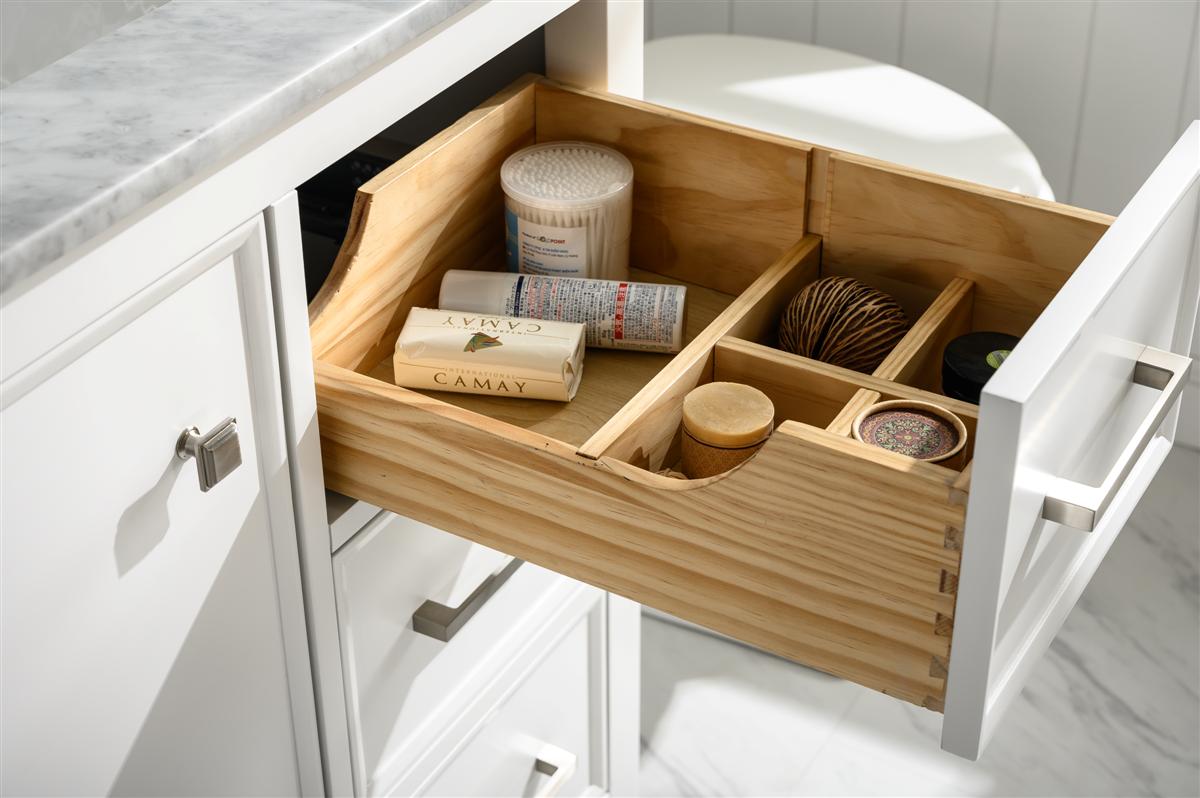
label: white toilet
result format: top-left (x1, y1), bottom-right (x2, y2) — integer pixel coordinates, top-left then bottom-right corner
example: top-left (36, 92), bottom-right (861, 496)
top-left (645, 35), bottom-right (1054, 200)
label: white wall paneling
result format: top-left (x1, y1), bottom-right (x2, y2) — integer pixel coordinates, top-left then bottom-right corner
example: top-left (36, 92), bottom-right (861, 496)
top-left (647, 0), bottom-right (730, 39)
top-left (987, 0), bottom-right (1095, 199)
top-left (646, 0), bottom-right (1200, 215)
top-left (900, 0), bottom-right (996, 105)
top-left (813, 0), bottom-right (904, 63)
top-left (1071, 0), bottom-right (1197, 215)
top-left (1182, 22), bottom-right (1199, 134)
top-left (732, 0), bottom-right (816, 41)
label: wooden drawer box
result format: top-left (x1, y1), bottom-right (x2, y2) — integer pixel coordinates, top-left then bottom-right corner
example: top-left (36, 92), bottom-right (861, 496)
top-left (310, 76), bottom-right (1200, 759)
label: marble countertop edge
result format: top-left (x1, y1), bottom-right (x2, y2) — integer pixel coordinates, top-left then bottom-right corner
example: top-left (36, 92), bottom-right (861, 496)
top-left (0, 0), bottom-right (478, 294)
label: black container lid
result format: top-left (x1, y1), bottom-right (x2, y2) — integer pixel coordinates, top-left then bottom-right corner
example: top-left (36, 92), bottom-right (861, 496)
top-left (942, 332), bottom-right (1020, 404)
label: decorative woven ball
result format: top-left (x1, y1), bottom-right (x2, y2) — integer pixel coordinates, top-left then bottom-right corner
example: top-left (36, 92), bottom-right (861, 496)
top-left (778, 276), bottom-right (908, 373)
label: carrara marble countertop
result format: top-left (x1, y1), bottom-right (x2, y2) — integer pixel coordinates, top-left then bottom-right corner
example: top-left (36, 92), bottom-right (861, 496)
top-left (0, 0), bottom-right (473, 293)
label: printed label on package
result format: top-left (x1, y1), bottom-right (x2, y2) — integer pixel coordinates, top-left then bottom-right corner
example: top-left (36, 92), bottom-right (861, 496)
top-left (507, 213), bottom-right (588, 276)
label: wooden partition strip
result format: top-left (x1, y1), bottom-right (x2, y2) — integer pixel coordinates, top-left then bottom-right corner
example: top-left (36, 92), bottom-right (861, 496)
top-left (875, 277), bottom-right (976, 390)
top-left (718, 338), bottom-right (980, 420)
top-left (827, 389), bottom-right (883, 437)
top-left (309, 77), bottom-right (538, 371)
top-left (580, 235), bottom-right (822, 465)
top-left (713, 345), bottom-right (862, 431)
top-left (718, 338), bottom-right (980, 466)
top-left (534, 81), bottom-right (811, 296)
top-left (817, 152), bottom-right (1111, 335)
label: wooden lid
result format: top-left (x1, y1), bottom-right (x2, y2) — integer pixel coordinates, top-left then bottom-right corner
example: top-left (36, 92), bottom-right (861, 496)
top-left (682, 382), bottom-right (775, 448)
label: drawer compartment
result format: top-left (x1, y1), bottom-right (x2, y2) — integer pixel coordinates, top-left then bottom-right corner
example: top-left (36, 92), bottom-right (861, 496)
top-left (312, 76), bottom-right (1199, 754)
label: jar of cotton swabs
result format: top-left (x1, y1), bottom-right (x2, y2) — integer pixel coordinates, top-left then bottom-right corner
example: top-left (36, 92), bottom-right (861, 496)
top-left (501, 141), bottom-right (634, 281)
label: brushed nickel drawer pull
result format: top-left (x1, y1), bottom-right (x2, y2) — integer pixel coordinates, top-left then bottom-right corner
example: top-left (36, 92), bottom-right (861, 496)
top-left (1041, 346), bottom-right (1192, 531)
top-left (411, 558), bottom-right (523, 641)
top-left (531, 743), bottom-right (577, 797)
top-left (176, 417), bottom-right (242, 492)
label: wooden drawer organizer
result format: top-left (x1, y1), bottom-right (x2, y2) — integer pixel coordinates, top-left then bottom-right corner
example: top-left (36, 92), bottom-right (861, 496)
top-left (310, 76), bottom-right (1111, 710)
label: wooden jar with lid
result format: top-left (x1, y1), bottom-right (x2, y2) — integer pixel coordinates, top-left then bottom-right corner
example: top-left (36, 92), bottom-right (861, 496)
top-left (680, 382), bottom-right (775, 478)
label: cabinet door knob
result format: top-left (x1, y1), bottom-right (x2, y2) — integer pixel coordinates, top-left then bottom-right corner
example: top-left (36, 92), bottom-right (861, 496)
top-left (177, 417), bottom-right (242, 492)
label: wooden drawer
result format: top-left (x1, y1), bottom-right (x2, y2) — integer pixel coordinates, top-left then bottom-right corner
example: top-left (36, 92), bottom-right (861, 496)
top-left (333, 508), bottom-right (600, 796)
top-left (311, 76), bottom-right (1200, 760)
top-left (420, 610), bottom-right (597, 797)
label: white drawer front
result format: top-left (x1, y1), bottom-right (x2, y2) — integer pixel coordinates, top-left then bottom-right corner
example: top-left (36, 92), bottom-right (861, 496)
top-left (333, 511), bottom-right (600, 795)
top-left (421, 615), bottom-right (595, 797)
top-left (944, 123), bottom-right (1200, 759)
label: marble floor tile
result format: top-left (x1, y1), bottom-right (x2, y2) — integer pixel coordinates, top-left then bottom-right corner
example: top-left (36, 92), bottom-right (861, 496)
top-left (641, 447), bottom-right (1199, 797)
top-left (640, 619), bottom-right (863, 796)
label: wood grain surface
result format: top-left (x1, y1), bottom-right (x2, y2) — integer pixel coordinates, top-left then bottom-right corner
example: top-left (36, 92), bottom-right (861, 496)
top-left (875, 276), bottom-right (976, 391)
top-left (714, 337), bottom-right (980, 467)
top-left (535, 82), bottom-right (811, 296)
top-left (316, 359), bottom-right (964, 708)
top-left (818, 153), bottom-right (1111, 334)
top-left (306, 76), bottom-right (1120, 713)
top-left (827, 388), bottom-right (883, 437)
top-left (310, 77), bottom-right (538, 372)
top-left (367, 269), bottom-right (734, 447)
top-left (580, 235), bottom-right (821, 465)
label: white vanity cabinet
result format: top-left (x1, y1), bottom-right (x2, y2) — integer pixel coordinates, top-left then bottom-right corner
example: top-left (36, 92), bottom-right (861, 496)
top-left (0, 4), bottom-right (639, 796)
top-left (0, 217), bottom-right (320, 796)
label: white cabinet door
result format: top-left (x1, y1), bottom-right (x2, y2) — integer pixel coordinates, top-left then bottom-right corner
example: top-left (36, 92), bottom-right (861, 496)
top-left (943, 124), bottom-right (1200, 759)
top-left (1, 217), bottom-right (317, 795)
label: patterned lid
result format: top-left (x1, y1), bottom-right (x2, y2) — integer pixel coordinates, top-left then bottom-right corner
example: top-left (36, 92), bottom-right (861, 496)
top-left (857, 406), bottom-right (962, 461)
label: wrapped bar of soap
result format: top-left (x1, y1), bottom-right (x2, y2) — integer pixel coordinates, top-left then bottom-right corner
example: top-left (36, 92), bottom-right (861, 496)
top-left (393, 308), bottom-right (585, 401)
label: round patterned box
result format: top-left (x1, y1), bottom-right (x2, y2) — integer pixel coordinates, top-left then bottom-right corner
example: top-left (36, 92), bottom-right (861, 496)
top-left (852, 399), bottom-right (967, 464)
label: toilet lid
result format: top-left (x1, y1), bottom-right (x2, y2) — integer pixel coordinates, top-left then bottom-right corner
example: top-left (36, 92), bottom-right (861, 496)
top-left (645, 35), bottom-right (1055, 200)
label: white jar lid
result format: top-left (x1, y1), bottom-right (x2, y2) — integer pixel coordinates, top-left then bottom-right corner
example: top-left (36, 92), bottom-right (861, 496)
top-left (501, 141), bottom-right (633, 209)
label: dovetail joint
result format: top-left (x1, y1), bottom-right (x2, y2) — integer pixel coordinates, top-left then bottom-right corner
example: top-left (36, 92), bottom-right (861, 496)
top-left (943, 524), bottom-right (963, 551)
top-left (938, 569), bottom-right (959, 596)
top-left (934, 613), bottom-right (954, 638)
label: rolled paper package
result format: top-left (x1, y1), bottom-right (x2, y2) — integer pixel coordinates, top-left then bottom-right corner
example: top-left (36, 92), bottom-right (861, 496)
top-left (393, 308), bottom-right (586, 401)
top-left (439, 270), bottom-right (688, 353)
